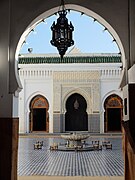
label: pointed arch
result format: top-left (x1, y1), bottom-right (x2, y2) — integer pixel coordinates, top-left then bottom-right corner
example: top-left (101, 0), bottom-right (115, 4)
top-left (65, 93), bottom-right (88, 131)
top-left (29, 95), bottom-right (49, 132)
top-left (16, 5), bottom-right (125, 67)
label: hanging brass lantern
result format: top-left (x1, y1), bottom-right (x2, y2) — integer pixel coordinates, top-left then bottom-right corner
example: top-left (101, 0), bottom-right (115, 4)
top-left (50, 0), bottom-right (74, 59)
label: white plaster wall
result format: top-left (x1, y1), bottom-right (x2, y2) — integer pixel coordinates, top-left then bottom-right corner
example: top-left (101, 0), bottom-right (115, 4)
top-left (19, 66), bottom-right (53, 133)
top-left (100, 63), bottom-right (122, 103)
top-left (18, 58), bottom-right (122, 134)
top-left (18, 83), bottom-right (25, 133)
top-left (101, 79), bottom-right (121, 99)
top-left (100, 74), bottom-right (122, 133)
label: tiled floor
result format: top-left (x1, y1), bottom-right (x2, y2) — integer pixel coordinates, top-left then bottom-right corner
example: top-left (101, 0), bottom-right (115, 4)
top-left (18, 136), bottom-right (124, 177)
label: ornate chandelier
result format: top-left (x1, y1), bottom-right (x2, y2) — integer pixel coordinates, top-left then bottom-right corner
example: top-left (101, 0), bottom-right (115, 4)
top-left (50, 0), bottom-right (74, 59)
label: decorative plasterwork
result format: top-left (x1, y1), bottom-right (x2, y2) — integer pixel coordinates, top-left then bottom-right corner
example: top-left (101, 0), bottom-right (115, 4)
top-left (92, 84), bottom-right (100, 112)
top-left (53, 71), bottom-right (100, 114)
top-left (104, 94), bottom-right (123, 109)
top-left (53, 71), bottom-right (100, 82)
top-left (30, 95), bottom-right (49, 110)
top-left (53, 84), bottom-right (61, 112)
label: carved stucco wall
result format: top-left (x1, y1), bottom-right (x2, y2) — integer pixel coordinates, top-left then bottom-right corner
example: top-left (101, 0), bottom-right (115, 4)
top-left (53, 71), bottom-right (100, 114)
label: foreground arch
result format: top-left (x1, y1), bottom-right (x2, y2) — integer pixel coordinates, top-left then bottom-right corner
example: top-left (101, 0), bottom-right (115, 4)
top-left (1, 1), bottom-right (135, 180)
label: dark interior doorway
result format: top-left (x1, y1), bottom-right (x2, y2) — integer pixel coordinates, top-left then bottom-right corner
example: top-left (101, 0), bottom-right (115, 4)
top-left (29, 95), bottom-right (49, 132)
top-left (104, 94), bottom-right (123, 132)
top-left (107, 108), bottom-right (121, 131)
top-left (65, 93), bottom-right (88, 131)
top-left (33, 108), bottom-right (46, 131)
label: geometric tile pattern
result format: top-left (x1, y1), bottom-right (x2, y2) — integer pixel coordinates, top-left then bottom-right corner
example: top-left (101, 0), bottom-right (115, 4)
top-left (18, 136), bottom-right (124, 176)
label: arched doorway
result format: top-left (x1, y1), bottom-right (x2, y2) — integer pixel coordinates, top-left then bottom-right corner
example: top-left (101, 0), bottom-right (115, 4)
top-left (29, 95), bottom-right (49, 132)
top-left (104, 94), bottom-right (123, 132)
top-left (65, 93), bottom-right (88, 131)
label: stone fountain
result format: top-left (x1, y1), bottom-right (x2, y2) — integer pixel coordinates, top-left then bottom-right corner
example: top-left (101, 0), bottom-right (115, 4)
top-left (58, 132), bottom-right (94, 151)
top-left (61, 132), bottom-right (89, 147)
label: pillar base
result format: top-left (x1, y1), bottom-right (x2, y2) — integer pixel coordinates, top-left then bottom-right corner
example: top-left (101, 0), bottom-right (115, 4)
top-left (0, 118), bottom-right (19, 180)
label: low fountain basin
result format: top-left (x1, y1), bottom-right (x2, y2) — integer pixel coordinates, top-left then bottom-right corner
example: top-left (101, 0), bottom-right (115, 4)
top-left (57, 132), bottom-right (94, 151)
top-left (61, 133), bottom-right (90, 141)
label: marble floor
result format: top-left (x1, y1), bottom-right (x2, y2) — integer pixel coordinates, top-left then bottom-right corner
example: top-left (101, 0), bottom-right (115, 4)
top-left (18, 135), bottom-right (124, 177)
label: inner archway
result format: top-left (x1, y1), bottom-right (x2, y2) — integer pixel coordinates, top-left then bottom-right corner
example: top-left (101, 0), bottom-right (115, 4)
top-left (65, 93), bottom-right (88, 131)
top-left (16, 4), bottom-right (125, 67)
top-left (104, 94), bottom-right (123, 132)
top-left (29, 95), bottom-right (49, 132)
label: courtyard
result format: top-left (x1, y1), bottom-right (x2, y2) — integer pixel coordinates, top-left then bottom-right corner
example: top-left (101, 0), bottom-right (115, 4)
top-left (18, 134), bottom-right (124, 179)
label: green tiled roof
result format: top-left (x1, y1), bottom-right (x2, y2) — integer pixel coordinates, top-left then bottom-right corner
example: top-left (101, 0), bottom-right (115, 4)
top-left (18, 56), bottom-right (121, 64)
